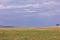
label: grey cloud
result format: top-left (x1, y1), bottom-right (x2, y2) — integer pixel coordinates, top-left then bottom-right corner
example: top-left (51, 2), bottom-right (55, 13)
top-left (0, 0), bottom-right (60, 20)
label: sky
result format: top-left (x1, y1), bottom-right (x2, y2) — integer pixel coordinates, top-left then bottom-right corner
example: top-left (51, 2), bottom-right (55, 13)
top-left (0, 0), bottom-right (60, 27)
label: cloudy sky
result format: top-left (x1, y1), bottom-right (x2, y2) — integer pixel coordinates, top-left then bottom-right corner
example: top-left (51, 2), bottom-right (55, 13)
top-left (0, 0), bottom-right (60, 27)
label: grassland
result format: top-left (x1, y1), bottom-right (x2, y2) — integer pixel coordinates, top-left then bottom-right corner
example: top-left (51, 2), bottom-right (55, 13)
top-left (0, 27), bottom-right (60, 40)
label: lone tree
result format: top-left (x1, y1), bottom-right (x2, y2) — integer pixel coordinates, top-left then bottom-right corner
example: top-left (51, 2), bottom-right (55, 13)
top-left (56, 24), bottom-right (59, 26)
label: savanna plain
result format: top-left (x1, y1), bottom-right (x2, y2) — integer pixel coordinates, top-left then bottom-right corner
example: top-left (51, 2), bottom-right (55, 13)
top-left (0, 26), bottom-right (60, 40)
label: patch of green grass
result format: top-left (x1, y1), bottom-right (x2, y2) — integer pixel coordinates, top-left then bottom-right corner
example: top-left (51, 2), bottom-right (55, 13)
top-left (0, 28), bottom-right (60, 40)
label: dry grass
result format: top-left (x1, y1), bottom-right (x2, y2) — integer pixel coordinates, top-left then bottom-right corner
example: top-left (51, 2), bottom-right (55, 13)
top-left (0, 26), bottom-right (60, 40)
top-left (0, 26), bottom-right (60, 30)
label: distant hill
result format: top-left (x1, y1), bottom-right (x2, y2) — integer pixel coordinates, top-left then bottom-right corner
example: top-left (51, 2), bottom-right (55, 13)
top-left (0, 25), bottom-right (14, 28)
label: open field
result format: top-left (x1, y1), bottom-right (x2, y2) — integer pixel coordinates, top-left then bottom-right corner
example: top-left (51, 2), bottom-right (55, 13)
top-left (0, 26), bottom-right (60, 40)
